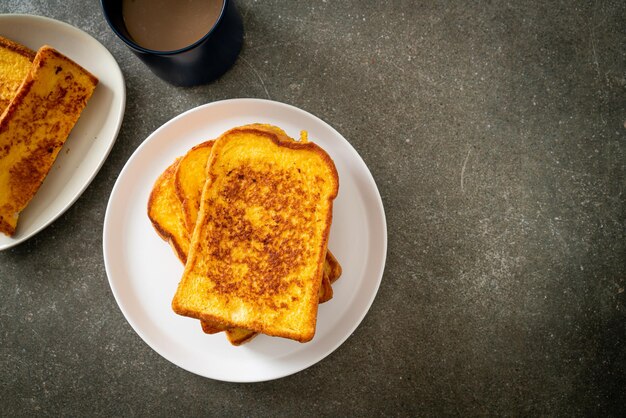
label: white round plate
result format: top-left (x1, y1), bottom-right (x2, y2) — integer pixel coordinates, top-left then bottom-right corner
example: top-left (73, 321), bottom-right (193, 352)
top-left (0, 14), bottom-right (125, 250)
top-left (103, 99), bottom-right (387, 382)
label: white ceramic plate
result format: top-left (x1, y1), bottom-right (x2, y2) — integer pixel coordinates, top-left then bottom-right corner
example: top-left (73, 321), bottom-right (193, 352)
top-left (103, 99), bottom-right (386, 382)
top-left (0, 14), bottom-right (125, 250)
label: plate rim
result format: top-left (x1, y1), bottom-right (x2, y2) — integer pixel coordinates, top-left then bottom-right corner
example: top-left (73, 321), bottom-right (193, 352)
top-left (0, 13), bottom-right (126, 250)
top-left (103, 98), bottom-right (387, 382)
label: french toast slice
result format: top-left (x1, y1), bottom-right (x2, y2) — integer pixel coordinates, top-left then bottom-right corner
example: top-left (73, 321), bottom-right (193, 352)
top-left (0, 45), bottom-right (98, 236)
top-left (172, 125), bottom-right (339, 342)
top-left (148, 132), bottom-right (341, 343)
top-left (0, 36), bottom-right (36, 114)
top-left (147, 158), bottom-right (188, 263)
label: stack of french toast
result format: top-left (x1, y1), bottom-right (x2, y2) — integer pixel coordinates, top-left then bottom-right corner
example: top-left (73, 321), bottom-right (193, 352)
top-left (148, 124), bottom-right (340, 345)
top-left (0, 35), bottom-right (98, 236)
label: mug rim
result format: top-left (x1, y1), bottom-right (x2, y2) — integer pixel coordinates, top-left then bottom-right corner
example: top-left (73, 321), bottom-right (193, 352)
top-left (100, 0), bottom-right (229, 55)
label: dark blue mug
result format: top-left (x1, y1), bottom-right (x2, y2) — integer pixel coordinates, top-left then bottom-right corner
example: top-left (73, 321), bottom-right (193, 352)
top-left (101, 0), bottom-right (243, 87)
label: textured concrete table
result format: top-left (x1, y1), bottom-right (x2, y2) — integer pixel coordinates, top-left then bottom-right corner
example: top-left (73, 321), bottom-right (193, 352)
top-left (1, 1), bottom-right (624, 416)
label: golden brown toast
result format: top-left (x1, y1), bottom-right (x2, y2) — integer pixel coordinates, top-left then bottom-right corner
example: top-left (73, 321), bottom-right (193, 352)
top-left (0, 36), bottom-right (35, 114)
top-left (147, 133), bottom-right (341, 343)
top-left (0, 45), bottom-right (98, 236)
top-left (147, 158), bottom-right (189, 263)
top-left (171, 125), bottom-right (339, 342)
top-left (146, 149), bottom-right (340, 338)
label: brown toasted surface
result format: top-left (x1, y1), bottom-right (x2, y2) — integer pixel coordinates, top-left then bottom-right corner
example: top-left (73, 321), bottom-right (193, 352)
top-left (175, 124), bottom-right (292, 233)
top-left (0, 45), bottom-right (98, 236)
top-left (172, 125), bottom-right (339, 342)
top-left (0, 36), bottom-right (36, 114)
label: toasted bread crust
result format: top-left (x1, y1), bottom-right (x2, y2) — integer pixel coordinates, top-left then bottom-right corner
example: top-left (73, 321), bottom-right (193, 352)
top-left (325, 250), bottom-right (342, 284)
top-left (225, 328), bottom-right (258, 346)
top-left (147, 158), bottom-right (189, 263)
top-left (0, 36), bottom-right (36, 60)
top-left (318, 269), bottom-right (334, 303)
top-left (174, 140), bottom-right (214, 233)
top-left (172, 125), bottom-right (339, 342)
top-left (37, 45), bottom-right (98, 86)
top-left (0, 216), bottom-right (15, 236)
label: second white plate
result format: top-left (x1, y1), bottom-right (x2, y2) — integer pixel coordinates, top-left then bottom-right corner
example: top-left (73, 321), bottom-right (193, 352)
top-left (103, 99), bottom-right (386, 382)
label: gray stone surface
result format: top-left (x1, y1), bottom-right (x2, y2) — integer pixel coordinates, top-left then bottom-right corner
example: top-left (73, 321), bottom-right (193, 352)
top-left (1, 0), bottom-right (624, 416)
